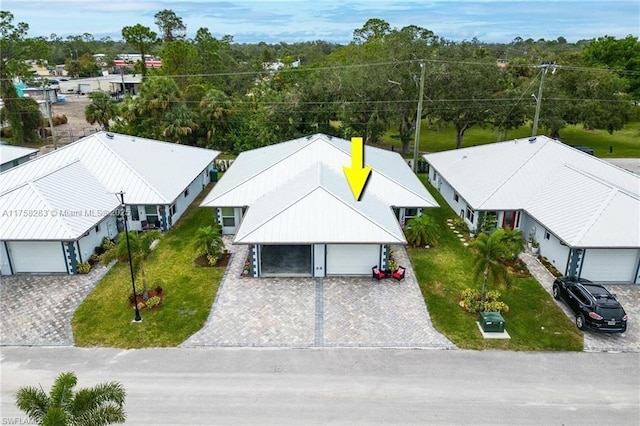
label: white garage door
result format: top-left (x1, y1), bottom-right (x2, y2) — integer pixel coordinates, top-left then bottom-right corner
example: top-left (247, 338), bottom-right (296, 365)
top-left (581, 248), bottom-right (639, 283)
top-left (326, 244), bottom-right (380, 276)
top-left (7, 241), bottom-right (67, 273)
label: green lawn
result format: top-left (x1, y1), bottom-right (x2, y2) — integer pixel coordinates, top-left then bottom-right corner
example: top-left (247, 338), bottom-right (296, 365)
top-left (408, 176), bottom-right (584, 351)
top-left (72, 200), bottom-right (224, 348)
top-left (382, 120), bottom-right (640, 158)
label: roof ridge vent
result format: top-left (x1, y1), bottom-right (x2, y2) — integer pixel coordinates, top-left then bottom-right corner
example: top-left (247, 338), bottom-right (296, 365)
top-left (528, 137), bottom-right (537, 143)
top-left (105, 132), bottom-right (114, 139)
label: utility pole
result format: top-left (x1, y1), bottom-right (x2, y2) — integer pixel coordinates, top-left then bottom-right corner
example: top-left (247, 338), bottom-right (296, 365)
top-left (531, 62), bottom-right (555, 137)
top-left (413, 61), bottom-right (426, 173)
top-left (45, 82), bottom-right (56, 149)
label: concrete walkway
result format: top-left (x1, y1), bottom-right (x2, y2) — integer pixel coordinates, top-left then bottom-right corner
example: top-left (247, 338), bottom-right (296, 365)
top-left (0, 262), bottom-right (113, 346)
top-left (182, 240), bottom-right (455, 348)
top-left (519, 250), bottom-right (639, 352)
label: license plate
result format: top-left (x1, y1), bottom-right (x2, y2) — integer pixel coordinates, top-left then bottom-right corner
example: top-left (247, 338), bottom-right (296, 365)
top-left (608, 320), bottom-right (616, 325)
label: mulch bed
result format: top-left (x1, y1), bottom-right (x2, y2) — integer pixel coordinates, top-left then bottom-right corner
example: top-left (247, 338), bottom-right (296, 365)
top-left (129, 287), bottom-right (164, 310)
top-left (194, 252), bottom-right (231, 267)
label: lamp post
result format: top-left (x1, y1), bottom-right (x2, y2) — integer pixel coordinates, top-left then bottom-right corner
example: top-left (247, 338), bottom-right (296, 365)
top-left (117, 191), bottom-right (142, 323)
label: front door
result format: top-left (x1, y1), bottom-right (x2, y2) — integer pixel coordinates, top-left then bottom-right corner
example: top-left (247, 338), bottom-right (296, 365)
top-left (502, 211), bottom-right (518, 230)
top-left (313, 244), bottom-right (325, 277)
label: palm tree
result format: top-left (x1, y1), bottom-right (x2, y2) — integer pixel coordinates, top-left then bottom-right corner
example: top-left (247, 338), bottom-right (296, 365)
top-left (199, 88), bottom-right (233, 142)
top-left (15, 371), bottom-right (126, 426)
top-left (162, 104), bottom-right (199, 143)
top-left (403, 213), bottom-right (439, 247)
top-left (85, 92), bottom-right (118, 130)
top-left (102, 230), bottom-right (161, 300)
top-left (470, 228), bottom-right (512, 303)
top-left (194, 224), bottom-right (224, 265)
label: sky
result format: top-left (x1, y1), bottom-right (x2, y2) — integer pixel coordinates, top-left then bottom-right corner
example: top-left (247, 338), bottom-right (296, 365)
top-left (3, 0), bottom-right (639, 44)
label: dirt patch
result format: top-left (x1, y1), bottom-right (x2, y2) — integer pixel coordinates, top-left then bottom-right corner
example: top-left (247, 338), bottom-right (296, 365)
top-left (43, 95), bottom-right (101, 153)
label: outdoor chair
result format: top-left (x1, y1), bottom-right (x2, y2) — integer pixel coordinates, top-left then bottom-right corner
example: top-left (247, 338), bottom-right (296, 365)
top-left (392, 266), bottom-right (406, 281)
top-left (372, 266), bottom-right (386, 281)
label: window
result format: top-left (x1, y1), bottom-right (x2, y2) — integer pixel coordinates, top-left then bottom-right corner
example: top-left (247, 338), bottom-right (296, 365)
top-left (170, 204), bottom-right (176, 216)
top-left (405, 208), bottom-right (418, 217)
top-left (466, 207), bottom-right (475, 223)
top-left (544, 231), bottom-right (551, 240)
top-left (453, 193), bottom-right (459, 203)
top-left (95, 224), bottom-right (100, 233)
top-left (184, 188), bottom-right (189, 197)
top-left (221, 207), bottom-right (235, 227)
top-left (130, 206), bottom-right (139, 221)
top-left (145, 205), bottom-right (159, 226)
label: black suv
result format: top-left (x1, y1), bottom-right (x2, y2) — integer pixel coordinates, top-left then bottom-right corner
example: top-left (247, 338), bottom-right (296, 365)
top-left (553, 276), bottom-right (627, 332)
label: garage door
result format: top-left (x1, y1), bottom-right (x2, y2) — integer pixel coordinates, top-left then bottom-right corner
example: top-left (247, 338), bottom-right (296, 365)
top-left (7, 241), bottom-right (67, 273)
top-left (326, 244), bottom-right (380, 276)
top-left (581, 248), bottom-right (640, 283)
top-left (260, 245), bottom-right (311, 277)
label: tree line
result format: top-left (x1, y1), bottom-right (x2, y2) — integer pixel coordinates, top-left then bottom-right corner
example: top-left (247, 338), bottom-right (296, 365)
top-left (1, 10), bottom-right (638, 151)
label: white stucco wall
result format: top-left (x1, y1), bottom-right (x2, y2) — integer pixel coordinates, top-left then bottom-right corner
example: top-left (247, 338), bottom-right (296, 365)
top-left (172, 168), bottom-right (209, 225)
top-left (77, 214), bottom-right (118, 263)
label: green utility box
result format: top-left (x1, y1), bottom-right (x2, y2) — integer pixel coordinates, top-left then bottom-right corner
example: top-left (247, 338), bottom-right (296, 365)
top-left (479, 312), bottom-right (505, 333)
top-left (210, 168), bottom-right (218, 182)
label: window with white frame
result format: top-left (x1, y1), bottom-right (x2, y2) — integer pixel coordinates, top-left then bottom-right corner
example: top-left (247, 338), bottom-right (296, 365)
top-left (545, 230), bottom-right (551, 240)
top-left (466, 207), bottom-right (475, 223)
top-left (221, 207), bottom-right (235, 227)
top-left (453, 193), bottom-right (459, 202)
top-left (130, 205), bottom-right (139, 221)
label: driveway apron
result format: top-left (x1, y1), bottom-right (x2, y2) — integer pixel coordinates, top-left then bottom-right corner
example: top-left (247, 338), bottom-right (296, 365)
top-left (0, 263), bottom-right (112, 346)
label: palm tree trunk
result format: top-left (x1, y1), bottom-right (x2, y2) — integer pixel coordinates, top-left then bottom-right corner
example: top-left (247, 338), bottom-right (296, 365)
top-left (140, 263), bottom-right (149, 301)
top-left (481, 268), bottom-right (489, 303)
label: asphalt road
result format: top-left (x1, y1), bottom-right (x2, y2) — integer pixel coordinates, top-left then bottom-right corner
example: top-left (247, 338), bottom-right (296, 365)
top-left (1, 347), bottom-right (638, 425)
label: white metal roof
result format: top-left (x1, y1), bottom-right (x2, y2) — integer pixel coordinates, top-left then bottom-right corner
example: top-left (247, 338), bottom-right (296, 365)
top-left (425, 136), bottom-right (640, 248)
top-left (235, 163), bottom-right (406, 244)
top-left (0, 144), bottom-right (38, 166)
top-left (0, 161), bottom-right (120, 240)
top-left (201, 133), bottom-right (438, 208)
top-left (202, 133), bottom-right (437, 245)
top-left (0, 132), bottom-right (219, 205)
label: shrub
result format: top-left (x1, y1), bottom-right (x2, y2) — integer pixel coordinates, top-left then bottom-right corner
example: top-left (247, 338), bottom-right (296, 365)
top-left (94, 245), bottom-right (106, 256)
top-left (88, 254), bottom-right (99, 266)
top-left (145, 296), bottom-right (161, 309)
top-left (100, 237), bottom-right (115, 251)
top-left (404, 213), bottom-right (439, 247)
top-left (155, 285), bottom-right (163, 295)
top-left (76, 262), bottom-right (91, 274)
top-left (458, 288), bottom-right (509, 314)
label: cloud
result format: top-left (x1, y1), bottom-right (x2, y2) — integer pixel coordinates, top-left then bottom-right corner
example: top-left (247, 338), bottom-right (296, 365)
top-left (3, 0), bottom-right (638, 43)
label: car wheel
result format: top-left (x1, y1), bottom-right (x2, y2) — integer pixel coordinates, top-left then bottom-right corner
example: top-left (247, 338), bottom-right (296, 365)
top-left (552, 284), bottom-right (560, 300)
top-left (576, 313), bottom-right (586, 330)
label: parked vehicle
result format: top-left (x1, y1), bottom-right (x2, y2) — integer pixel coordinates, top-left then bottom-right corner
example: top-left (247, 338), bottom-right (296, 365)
top-left (553, 276), bottom-right (627, 332)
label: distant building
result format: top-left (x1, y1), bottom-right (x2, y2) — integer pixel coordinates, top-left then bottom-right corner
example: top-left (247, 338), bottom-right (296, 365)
top-left (0, 144), bottom-right (38, 172)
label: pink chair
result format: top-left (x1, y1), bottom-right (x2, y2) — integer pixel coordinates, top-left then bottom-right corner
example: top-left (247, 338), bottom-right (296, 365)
top-left (392, 266), bottom-right (406, 281)
top-left (372, 266), bottom-right (386, 281)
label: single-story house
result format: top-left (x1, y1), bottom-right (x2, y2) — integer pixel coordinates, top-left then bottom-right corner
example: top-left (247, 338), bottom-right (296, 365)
top-left (0, 144), bottom-right (38, 172)
top-left (424, 136), bottom-right (640, 284)
top-left (0, 131), bottom-right (219, 275)
top-left (200, 133), bottom-right (439, 277)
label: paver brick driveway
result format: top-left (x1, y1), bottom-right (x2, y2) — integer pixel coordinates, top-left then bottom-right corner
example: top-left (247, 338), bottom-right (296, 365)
top-left (182, 243), bottom-right (455, 348)
top-left (0, 263), bottom-right (111, 346)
